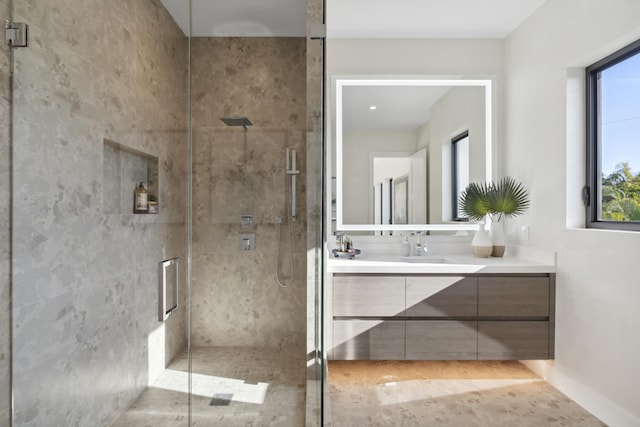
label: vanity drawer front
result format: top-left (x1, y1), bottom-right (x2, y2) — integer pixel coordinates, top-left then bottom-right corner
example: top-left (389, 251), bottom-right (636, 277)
top-left (478, 276), bottom-right (549, 317)
top-left (406, 276), bottom-right (477, 317)
top-left (406, 320), bottom-right (477, 360)
top-left (332, 320), bottom-right (405, 360)
top-left (333, 275), bottom-right (405, 317)
top-left (478, 321), bottom-right (549, 360)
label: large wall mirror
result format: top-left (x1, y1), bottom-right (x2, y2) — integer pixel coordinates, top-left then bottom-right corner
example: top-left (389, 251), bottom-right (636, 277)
top-left (334, 78), bottom-right (493, 232)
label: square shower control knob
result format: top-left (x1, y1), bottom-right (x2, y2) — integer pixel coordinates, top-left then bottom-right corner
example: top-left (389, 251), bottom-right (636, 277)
top-left (239, 233), bottom-right (256, 251)
top-left (241, 215), bottom-right (253, 227)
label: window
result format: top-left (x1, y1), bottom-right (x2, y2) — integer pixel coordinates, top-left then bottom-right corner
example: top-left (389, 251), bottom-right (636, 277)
top-left (586, 39), bottom-right (640, 231)
top-left (452, 131), bottom-right (470, 221)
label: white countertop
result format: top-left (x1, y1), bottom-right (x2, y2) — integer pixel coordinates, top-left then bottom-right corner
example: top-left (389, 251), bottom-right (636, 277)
top-left (327, 253), bottom-right (555, 274)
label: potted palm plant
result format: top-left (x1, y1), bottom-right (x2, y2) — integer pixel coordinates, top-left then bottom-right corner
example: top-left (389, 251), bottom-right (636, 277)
top-left (459, 177), bottom-right (530, 257)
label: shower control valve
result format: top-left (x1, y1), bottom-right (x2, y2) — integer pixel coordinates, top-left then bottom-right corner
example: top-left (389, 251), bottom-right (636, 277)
top-left (239, 233), bottom-right (256, 251)
top-left (240, 215), bottom-right (253, 227)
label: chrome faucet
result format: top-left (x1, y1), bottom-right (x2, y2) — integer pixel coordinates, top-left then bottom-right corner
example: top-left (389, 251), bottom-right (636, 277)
top-left (335, 232), bottom-right (349, 251)
top-left (415, 232), bottom-right (428, 256)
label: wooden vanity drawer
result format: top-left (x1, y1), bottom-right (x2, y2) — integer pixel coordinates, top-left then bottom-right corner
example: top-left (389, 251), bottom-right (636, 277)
top-left (332, 320), bottom-right (405, 360)
top-left (478, 321), bottom-right (549, 360)
top-left (328, 273), bottom-right (555, 361)
top-left (406, 320), bottom-right (477, 360)
top-left (478, 276), bottom-right (549, 317)
top-left (406, 276), bottom-right (477, 317)
top-left (333, 275), bottom-right (405, 317)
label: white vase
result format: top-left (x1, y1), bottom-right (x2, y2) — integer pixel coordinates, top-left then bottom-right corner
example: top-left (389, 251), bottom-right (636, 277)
top-left (472, 222), bottom-right (493, 258)
top-left (489, 219), bottom-right (506, 257)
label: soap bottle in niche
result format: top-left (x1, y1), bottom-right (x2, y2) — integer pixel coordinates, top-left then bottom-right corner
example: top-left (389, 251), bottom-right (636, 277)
top-left (134, 182), bottom-right (148, 214)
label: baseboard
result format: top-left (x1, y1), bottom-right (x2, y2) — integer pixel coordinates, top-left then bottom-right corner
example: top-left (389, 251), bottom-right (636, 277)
top-left (522, 360), bottom-right (640, 427)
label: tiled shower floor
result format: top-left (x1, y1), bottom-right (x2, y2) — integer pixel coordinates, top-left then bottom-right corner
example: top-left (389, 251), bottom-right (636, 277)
top-left (113, 346), bottom-right (306, 427)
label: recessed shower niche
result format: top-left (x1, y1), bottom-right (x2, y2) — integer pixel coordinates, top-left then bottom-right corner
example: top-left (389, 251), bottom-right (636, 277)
top-left (103, 139), bottom-right (159, 215)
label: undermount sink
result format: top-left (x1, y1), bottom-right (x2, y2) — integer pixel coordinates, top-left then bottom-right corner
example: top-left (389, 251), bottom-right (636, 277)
top-left (400, 256), bottom-right (454, 264)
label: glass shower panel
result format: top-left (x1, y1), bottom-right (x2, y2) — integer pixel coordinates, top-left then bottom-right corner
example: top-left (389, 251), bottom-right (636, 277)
top-left (4, 0), bottom-right (327, 424)
top-left (188, 36), bottom-right (308, 425)
top-left (9, 1), bottom-right (190, 425)
top-left (306, 0), bottom-right (326, 424)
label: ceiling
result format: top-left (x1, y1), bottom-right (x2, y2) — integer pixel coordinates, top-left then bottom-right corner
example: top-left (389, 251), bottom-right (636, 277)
top-left (160, 0), bottom-right (546, 131)
top-left (161, 0), bottom-right (547, 38)
top-left (343, 85), bottom-right (452, 132)
top-left (328, 0), bottom-right (548, 39)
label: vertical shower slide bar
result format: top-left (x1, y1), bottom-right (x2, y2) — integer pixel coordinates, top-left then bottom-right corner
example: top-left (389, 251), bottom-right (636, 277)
top-left (286, 147), bottom-right (300, 221)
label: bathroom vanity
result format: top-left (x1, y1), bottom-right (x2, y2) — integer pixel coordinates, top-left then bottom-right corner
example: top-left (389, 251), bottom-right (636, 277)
top-left (326, 252), bottom-right (556, 361)
top-left (328, 76), bottom-right (555, 362)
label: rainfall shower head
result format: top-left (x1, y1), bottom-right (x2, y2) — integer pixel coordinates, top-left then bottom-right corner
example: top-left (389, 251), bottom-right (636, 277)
top-left (220, 116), bottom-right (253, 129)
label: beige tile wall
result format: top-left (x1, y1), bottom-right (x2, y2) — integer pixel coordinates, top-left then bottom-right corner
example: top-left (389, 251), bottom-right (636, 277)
top-left (191, 37), bottom-right (307, 350)
top-left (10, 1), bottom-right (189, 425)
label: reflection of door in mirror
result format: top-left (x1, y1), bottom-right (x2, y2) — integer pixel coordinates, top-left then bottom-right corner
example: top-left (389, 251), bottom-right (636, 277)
top-left (393, 175), bottom-right (409, 224)
top-left (371, 150), bottom-right (427, 227)
top-left (372, 154), bottom-right (410, 225)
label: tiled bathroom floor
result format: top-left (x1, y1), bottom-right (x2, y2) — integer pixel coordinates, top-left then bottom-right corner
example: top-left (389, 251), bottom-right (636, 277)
top-left (328, 360), bottom-right (608, 427)
top-left (113, 346), bottom-right (306, 427)
top-left (115, 354), bottom-right (607, 426)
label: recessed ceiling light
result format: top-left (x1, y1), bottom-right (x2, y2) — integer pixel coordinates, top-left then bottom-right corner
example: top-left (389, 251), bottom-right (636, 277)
top-left (369, 105), bottom-right (377, 110)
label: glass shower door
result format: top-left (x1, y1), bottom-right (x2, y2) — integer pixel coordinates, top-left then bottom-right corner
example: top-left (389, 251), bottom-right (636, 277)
top-left (188, 35), bottom-right (309, 425)
top-left (186, 1), bottom-right (326, 425)
top-left (8, 1), bottom-right (191, 425)
top-left (1, 0), bottom-right (14, 424)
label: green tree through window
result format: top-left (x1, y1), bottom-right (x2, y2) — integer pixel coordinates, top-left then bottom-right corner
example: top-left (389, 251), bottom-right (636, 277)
top-left (601, 162), bottom-right (640, 221)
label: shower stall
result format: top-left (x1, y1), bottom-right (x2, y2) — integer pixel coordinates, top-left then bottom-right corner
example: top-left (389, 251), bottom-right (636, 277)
top-left (1, 0), bottom-right (325, 426)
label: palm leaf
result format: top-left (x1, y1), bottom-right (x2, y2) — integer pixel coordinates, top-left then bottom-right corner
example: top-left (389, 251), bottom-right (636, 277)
top-left (487, 176), bottom-right (530, 219)
top-left (459, 182), bottom-right (492, 221)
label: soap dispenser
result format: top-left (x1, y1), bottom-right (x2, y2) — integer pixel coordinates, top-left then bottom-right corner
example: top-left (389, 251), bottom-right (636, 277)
top-left (401, 235), bottom-right (411, 256)
top-left (408, 232), bottom-right (417, 254)
top-left (415, 232), bottom-right (425, 256)
top-left (134, 181), bottom-right (148, 214)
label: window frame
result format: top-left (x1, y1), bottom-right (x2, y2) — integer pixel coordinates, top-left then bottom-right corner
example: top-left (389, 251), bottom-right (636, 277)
top-left (451, 130), bottom-right (470, 222)
top-left (585, 39), bottom-right (640, 231)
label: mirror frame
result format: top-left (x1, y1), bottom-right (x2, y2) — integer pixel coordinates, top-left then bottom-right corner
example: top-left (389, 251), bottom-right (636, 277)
top-left (335, 77), bottom-right (493, 232)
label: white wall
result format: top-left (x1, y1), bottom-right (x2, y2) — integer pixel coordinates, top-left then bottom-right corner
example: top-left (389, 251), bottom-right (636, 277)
top-left (505, 1), bottom-right (640, 425)
top-left (327, 39), bottom-right (504, 77)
